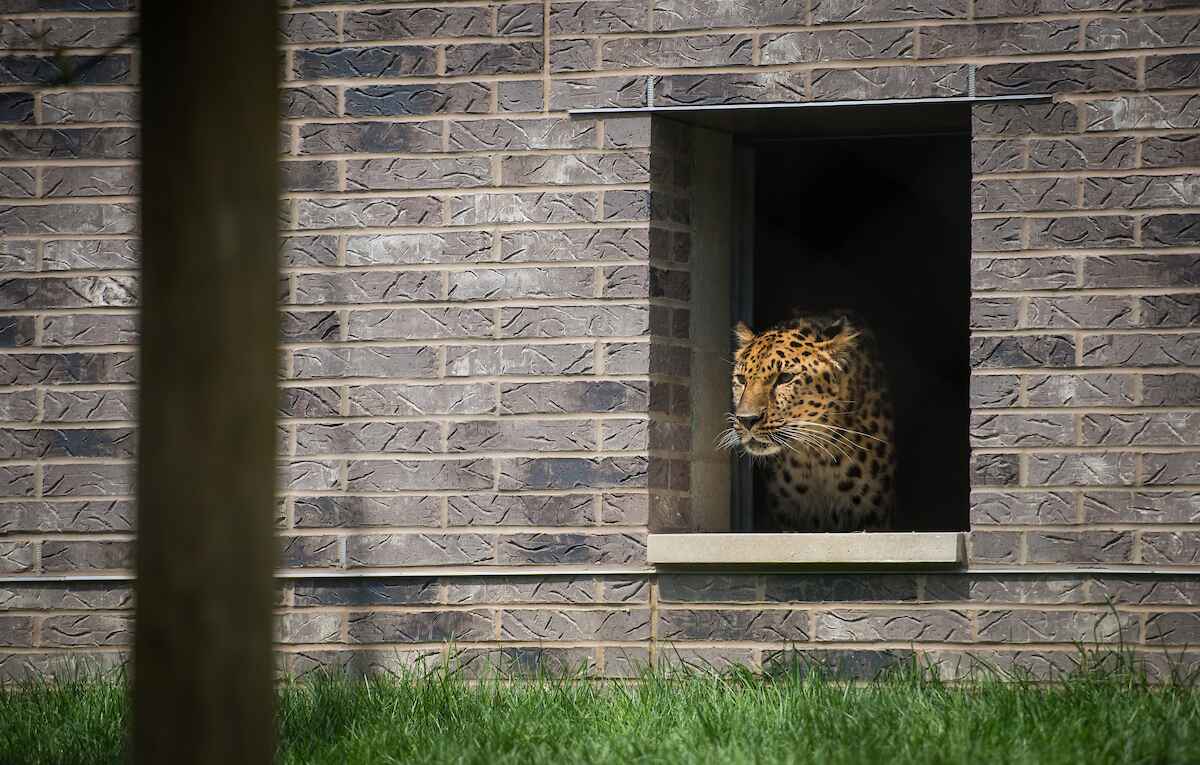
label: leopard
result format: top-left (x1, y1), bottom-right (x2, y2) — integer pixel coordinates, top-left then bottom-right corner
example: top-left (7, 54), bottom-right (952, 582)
top-left (723, 311), bottom-right (897, 532)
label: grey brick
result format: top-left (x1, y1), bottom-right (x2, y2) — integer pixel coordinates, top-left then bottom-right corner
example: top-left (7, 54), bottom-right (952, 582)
top-left (346, 382), bottom-right (494, 416)
top-left (498, 80), bottom-right (544, 112)
top-left (1089, 576), bottom-right (1200, 605)
top-left (0, 316), bottom-right (35, 347)
top-left (39, 15), bottom-right (132, 47)
top-left (551, 39), bottom-right (597, 73)
top-left (295, 46), bottom-right (436, 79)
top-left (1030, 216), bottom-right (1134, 249)
top-left (970, 335), bottom-right (1074, 369)
top-left (43, 239), bottom-right (138, 270)
top-left (296, 197), bottom-right (441, 229)
top-left (500, 305), bottom-right (649, 337)
top-left (601, 493), bottom-right (649, 525)
top-left (448, 267), bottom-right (594, 301)
top-left (966, 299), bottom-right (1014, 331)
top-left (349, 610), bottom-right (494, 643)
top-left (970, 413), bottom-right (1072, 447)
top-left (551, 76), bottom-right (646, 110)
top-left (449, 192), bottom-right (596, 225)
top-left (281, 11), bottom-right (339, 43)
top-left (44, 389), bottom-right (135, 421)
top-left (972, 258), bottom-right (1075, 291)
top-left (1144, 214), bottom-right (1200, 248)
top-left (449, 118), bottom-right (597, 151)
top-left (813, 0), bottom-right (966, 23)
top-left (970, 374), bottom-right (1019, 408)
top-left (1143, 374), bottom-right (1200, 406)
top-left (922, 21), bottom-right (1078, 58)
top-left (972, 178), bottom-right (1076, 213)
top-left (0, 166), bottom-right (35, 197)
top-left (1146, 612), bottom-right (1200, 645)
top-left (448, 494), bottom-right (594, 526)
top-left (970, 491), bottom-right (1075, 524)
top-left (281, 160), bottom-right (338, 193)
top-left (502, 152), bottom-right (649, 186)
top-left (295, 422), bottom-right (440, 455)
top-left (1027, 531), bottom-right (1133, 563)
top-left (1084, 490), bottom-right (1200, 524)
top-left (1084, 175), bottom-right (1200, 210)
top-left (0, 203), bottom-right (136, 235)
top-left (299, 122), bottom-right (442, 155)
top-left (972, 218), bottom-right (1024, 252)
top-left (1142, 135), bottom-right (1200, 169)
top-left (0, 390), bottom-right (37, 421)
top-left (0, 240), bottom-right (36, 270)
top-left (971, 101), bottom-right (1077, 136)
top-left (1145, 53), bottom-right (1200, 90)
top-left (1141, 532), bottom-right (1200, 565)
top-left (445, 43), bottom-right (543, 75)
top-left (972, 139), bottom-right (1024, 173)
top-left (343, 7), bottom-right (490, 40)
top-left (347, 232), bottom-right (491, 265)
top-left (41, 615), bottom-right (132, 647)
top-left (291, 346), bottom-right (438, 379)
top-left (496, 532), bottom-right (646, 564)
top-left (1144, 452), bottom-right (1200, 486)
top-left (1085, 94), bottom-right (1200, 132)
top-left (552, 0), bottom-right (648, 33)
top-left (762, 648), bottom-right (913, 679)
top-left (280, 311), bottom-right (340, 343)
top-left (346, 83), bottom-right (490, 116)
top-left (1026, 296), bottom-right (1132, 329)
top-left (0, 92), bottom-right (33, 123)
top-left (760, 28), bottom-right (913, 65)
top-left (811, 64), bottom-right (966, 100)
top-left (41, 540), bottom-right (132, 571)
top-left (814, 609), bottom-right (970, 642)
top-left (922, 574), bottom-right (1088, 604)
top-left (280, 386), bottom-right (340, 417)
top-left (289, 648), bottom-right (440, 678)
top-left (294, 578), bottom-right (440, 606)
top-left (279, 535), bottom-right (341, 568)
top-left (603, 189), bottom-right (651, 221)
top-left (501, 228), bottom-right (647, 262)
top-left (348, 157), bottom-right (491, 191)
top-left (975, 0), bottom-right (1133, 17)
top-left (446, 575), bottom-right (596, 604)
top-left (659, 609), bottom-right (809, 641)
top-left (0, 276), bottom-right (137, 310)
top-left (602, 35), bottom-right (751, 69)
top-left (0, 127), bottom-right (137, 159)
top-left (347, 533), bottom-right (493, 566)
top-left (1029, 137), bottom-right (1135, 171)
top-left (0, 352), bottom-right (136, 385)
top-left (1028, 452), bottom-right (1135, 486)
top-left (1086, 255), bottom-right (1200, 291)
top-left (0, 427), bottom-right (135, 460)
top-left (347, 459), bottom-right (494, 491)
top-left (1082, 334), bottom-right (1200, 367)
top-left (0, 542), bottom-right (34, 573)
top-left (276, 613), bottom-right (341, 644)
top-left (282, 86), bottom-right (338, 118)
top-left (653, 0), bottom-right (800, 30)
top-left (280, 460), bottom-right (341, 491)
top-left (977, 610), bottom-right (1135, 643)
top-left (295, 271), bottom-right (441, 304)
top-left (497, 4), bottom-right (544, 35)
top-left (977, 59), bottom-right (1137, 96)
top-left (0, 583), bottom-right (132, 611)
top-left (1082, 413), bottom-right (1200, 446)
top-left (1140, 294), bottom-right (1200, 328)
top-left (346, 308), bottom-right (493, 340)
top-left (501, 381), bottom-right (648, 414)
top-left (972, 453), bottom-right (1020, 487)
top-left (0, 53), bottom-right (130, 85)
top-left (498, 456), bottom-right (647, 489)
top-left (502, 608), bottom-right (650, 640)
top-left (43, 463), bottom-right (131, 496)
top-left (445, 344), bottom-right (595, 376)
top-left (657, 575), bottom-right (758, 603)
top-left (447, 419), bottom-right (595, 452)
top-left (295, 495), bottom-right (440, 528)
top-left (764, 575), bottom-right (919, 603)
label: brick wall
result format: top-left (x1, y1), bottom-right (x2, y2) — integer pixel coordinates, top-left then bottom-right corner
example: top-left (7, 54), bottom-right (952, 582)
top-left (1, 0), bottom-right (1198, 680)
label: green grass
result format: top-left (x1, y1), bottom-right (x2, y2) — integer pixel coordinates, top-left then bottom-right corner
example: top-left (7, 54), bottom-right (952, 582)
top-left (2, 656), bottom-right (1200, 765)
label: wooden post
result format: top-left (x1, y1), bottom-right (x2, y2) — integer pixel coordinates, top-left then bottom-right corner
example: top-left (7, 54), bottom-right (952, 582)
top-left (134, 5), bottom-right (279, 764)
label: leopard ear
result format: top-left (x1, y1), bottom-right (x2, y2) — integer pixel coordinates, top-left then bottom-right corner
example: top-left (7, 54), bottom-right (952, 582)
top-left (733, 322), bottom-right (755, 349)
top-left (819, 315), bottom-right (860, 352)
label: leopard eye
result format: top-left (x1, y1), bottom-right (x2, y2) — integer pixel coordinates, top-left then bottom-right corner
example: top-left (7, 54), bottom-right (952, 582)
top-left (776, 372), bottom-right (795, 385)
top-left (734, 374), bottom-right (746, 386)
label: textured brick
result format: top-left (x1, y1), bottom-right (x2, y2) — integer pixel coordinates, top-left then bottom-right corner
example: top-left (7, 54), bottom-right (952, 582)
top-left (1028, 452), bottom-right (1135, 486)
top-left (1084, 255), bottom-right (1200, 289)
top-left (1146, 613), bottom-right (1200, 645)
top-left (973, 294), bottom-right (1019, 329)
top-left (498, 80), bottom-right (545, 112)
top-left (346, 308), bottom-right (493, 340)
top-left (1085, 94), bottom-right (1200, 132)
top-left (0, 53), bottom-right (130, 84)
top-left (296, 422), bottom-right (440, 455)
top-left (0, 390), bottom-right (38, 421)
top-left (498, 456), bottom-right (647, 490)
top-left (970, 413), bottom-right (1072, 448)
top-left (282, 86), bottom-right (338, 118)
top-left (499, 305), bottom-right (650, 337)
top-left (41, 615), bottom-right (132, 647)
top-left (1085, 176), bottom-right (1200, 210)
top-left (0, 352), bottom-right (136, 385)
top-left (813, 0), bottom-right (966, 23)
top-left (1144, 214), bottom-right (1200, 248)
top-left (450, 118), bottom-right (596, 151)
top-left (44, 389), bottom-right (135, 421)
top-left (972, 101), bottom-right (1077, 136)
top-left (970, 336), bottom-right (1074, 369)
top-left (446, 343), bottom-right (594, 376)
top-left (815, 610), bottom-right (970, 642)
top-left (449, 192), bottom-right (596, 225)
top-left (1029, 137), bottom-right (1135, 171)
top-left (1141, 532), bottom-right (1200, 565)
top-left (551, 39), bottom-right (597, 73)
top-left (972, 178), bottom-right (1075, 214)
top-left (977, 610), bottom-right (1135, 644)
top-left (448, 267), bottom-right (595, 301)
top-left (1143, 452), bottom-right (1200, 486)
top-left (41, 540), bottom-right (132, 572)
top-left (972, 258), bottom-right (1075, 291)
top-left (1142, 135), bottom-right (1200, 169)
top-left (977, 59), bottom-right (1137, 96)
top-left (923, 21), bottom-right (1078, 57)
top-left (291, 346), bottom-right (438, 379)
top-left (447, 419), bottom-right (594, 451)
top-left (1145, 53), bottom-right (1200, 90)
top-left (1084, 490), bottom-right (1200, 524)
top-left (1027, 531), bottom-right (1133, 563)
top-left (293, 579), bottom-right (440, 606)
top-left (346, 232), bottom-right (490, 266)
top-left (281, 11), bottom-right (338, 43)
top-left (0, 240), bottom-right (37, 270)
top-left (1027, 371), bottom-right (1135, 407)
top-left (970, 375), bottom-right (1020, 408)
top-left (1030, 216), bottom-right (1134, 249)
top-left (295, 46), bottom-right (436, 79)
top-left (43, 463), bottom-right (132, 496)
top-left (346, 382), bottom-right (494, 416)
top-left (343, 7), bottom-right (490, 40)
top-left (1141, 295), bottom-right (1200, 328)
top-left (972, 453), bottom-right (1019, 487)
top-left (445, 43), bottom-right (543, 75)
top-left (346, 84), bottom-right (490, 116)
top-left (0, 203), bottom-right (136, 235)
top-left (1026, 296), bottom-right (1132, 329)
top-left (347, 459), bottom-right (494, 491)
top-left (972, 218), bottom-right (1024, 252)
top-left (0, 542), bottom-right (34, 573)
top-left (299, 122), bottom-right (442, 155)
top-left (0, 583), bottom-right (132, 611)
top-left (811, 65), bottom-right (966, 101)
top-left (347, 534), bottom-right (493, 566)
top-left (1082, 413), bottom-right (1200, 446)
top-left (0, 427), bottom-right (135, 460)
top-left (602, 35), bottom-right (751, 69)
top-left (551, 76), bottom-right (646, 110)
top-left (448, 494), bottom-right (594, 526)
top-left (553, 0), bottom-right (649, 33)
top-left (496, 532), bottom-right (646, 564)
top-left (276, 613), bottom-right (341, 644)
top-left (659, 609), bottom-right (808, 641)
top-left (294, 495), bottom-right (440, 528)
top-left (760, 28), bottom-right (912, 65)
top-left (281, 160), bottom-right (338, 192)
top-left (501, 381), bottom-right (648, 414)
top-left (502, 152), bottom-right (649, 186)
top-left (295, 271), bottom-right (441, 304)
top-left (279, 535), bottom-right (341, 568)
top-left (971, 491), bottom-right (1075, 524)
top-left (0, 166), bottom-right (35, 197)
top-left (280, 460), bottom-right (340, 491)
top-left (348, 610), bottom-right (494, 643)
top-left (0, 91), bottom-right (34, 123)
top-left (1082, 334), bottom-right (1200, 367)
top-left (296, 197), bottom-right (442, 229)
top-left (502, 608), bottom-right (650, 640)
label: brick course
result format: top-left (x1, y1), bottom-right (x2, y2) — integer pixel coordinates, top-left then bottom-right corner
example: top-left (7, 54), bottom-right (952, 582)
top-left (0, 0), bottom-right (1197, 678)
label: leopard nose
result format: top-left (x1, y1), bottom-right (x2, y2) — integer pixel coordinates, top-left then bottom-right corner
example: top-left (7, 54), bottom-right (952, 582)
top-left (736, 414), bottom-right (762, 430)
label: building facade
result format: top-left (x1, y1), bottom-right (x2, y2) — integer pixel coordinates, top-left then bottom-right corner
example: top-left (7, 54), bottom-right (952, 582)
top-left (1, 0), bottom-right (1199, 680)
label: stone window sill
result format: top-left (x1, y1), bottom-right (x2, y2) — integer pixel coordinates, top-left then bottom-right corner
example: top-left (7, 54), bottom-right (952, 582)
top-left (647, 532), bottom-right (963, 566)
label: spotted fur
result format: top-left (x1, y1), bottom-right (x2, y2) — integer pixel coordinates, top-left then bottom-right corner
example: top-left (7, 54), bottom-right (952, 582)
top-left (726, 311), bottom-right (896, 532)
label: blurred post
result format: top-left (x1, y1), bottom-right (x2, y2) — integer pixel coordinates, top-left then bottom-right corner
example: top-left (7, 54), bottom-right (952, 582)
top-left (134, 5), bottom-right (279, 764)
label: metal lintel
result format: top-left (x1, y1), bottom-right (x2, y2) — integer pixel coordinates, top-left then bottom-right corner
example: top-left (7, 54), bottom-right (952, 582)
top-left (567, 93), bottom-right (1054, 118)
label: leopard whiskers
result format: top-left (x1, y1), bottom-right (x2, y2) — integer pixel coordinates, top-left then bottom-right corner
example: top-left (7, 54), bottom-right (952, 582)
top-left (800, 420), bottom-right (888, 444)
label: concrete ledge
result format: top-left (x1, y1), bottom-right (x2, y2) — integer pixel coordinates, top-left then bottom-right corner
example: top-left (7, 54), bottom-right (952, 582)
top-left (647, 533), bottom-right (963, 565)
